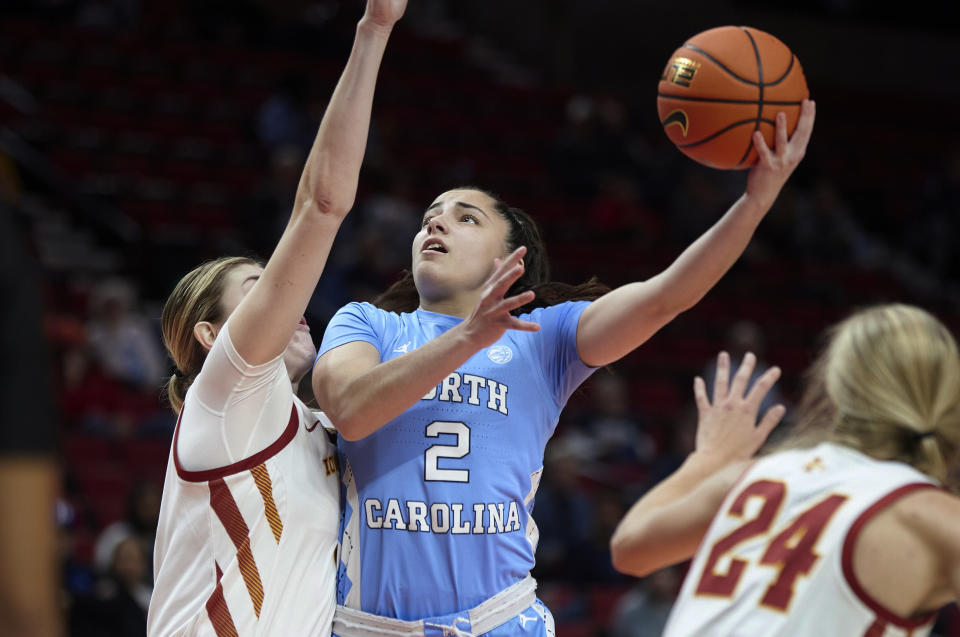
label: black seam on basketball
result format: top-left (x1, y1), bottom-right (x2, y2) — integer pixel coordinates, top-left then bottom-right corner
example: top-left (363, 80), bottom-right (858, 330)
top-left (765, 55), bottom-right (796, 87)
top-left (677, 119), bottom-right (762, 149)
top-left (658, 94), bottom-right (803, 106)
top-left (681, 44), bottom-right (761, 86)
top-left (739, 26), bottom-right (763, 167)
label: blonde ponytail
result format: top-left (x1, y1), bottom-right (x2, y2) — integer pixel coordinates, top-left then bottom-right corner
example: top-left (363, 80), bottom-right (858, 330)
top-left (820, 304), bottom-right (960, 487)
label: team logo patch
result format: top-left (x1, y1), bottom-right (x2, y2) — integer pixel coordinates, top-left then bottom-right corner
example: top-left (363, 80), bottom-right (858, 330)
top-left (487, 345), bottom-right (513, 364)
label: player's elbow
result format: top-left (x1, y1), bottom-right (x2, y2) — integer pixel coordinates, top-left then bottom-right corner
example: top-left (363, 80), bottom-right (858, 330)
top-left (610, 530), bottom-right (656, 577)
top-left (332, 415), bottom-right (369, 442)
top-left (299, 190), bottom-right (353, 220)
top-left (319, 400), bottom-right (371, 442)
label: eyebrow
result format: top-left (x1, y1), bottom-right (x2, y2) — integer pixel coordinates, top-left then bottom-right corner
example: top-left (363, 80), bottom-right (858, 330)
top-left (423, 201), bottom-right (491, 220)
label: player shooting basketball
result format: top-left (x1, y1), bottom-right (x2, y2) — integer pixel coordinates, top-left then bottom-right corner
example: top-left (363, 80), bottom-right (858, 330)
top-left (312, 43), bottom-right (815, 637)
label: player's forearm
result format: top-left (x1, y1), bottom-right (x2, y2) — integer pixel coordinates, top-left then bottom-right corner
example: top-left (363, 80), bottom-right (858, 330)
top-left (577, 195), bottom-right (767, 366)
top-left (636, 452), bottom-right (729, 515)
top-left (610, 453), bottom-right (729, 575)
top-left (293, 19), bottom-right (393, 219)
top-left (330, 326), bottom-right (482, 441)
top-left (655, 193), bottom-right (767, 313)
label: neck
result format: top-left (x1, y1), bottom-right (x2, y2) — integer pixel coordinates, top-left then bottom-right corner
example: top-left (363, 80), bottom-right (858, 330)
top-left (418, 291), bottom-right (480, 318)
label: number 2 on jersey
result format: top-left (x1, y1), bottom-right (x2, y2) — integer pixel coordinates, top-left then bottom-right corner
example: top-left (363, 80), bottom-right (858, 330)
top-left (424, 421), bottom-right (470, 482)
top-left (695, 479), bottom-right (847, 611)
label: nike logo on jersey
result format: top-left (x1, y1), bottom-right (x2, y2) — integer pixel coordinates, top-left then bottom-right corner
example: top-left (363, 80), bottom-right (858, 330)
top-left (305, 419), bottom-right (321, 432)
top-left (516, 613), bottom-right (538, 628)
top-left (393, 341), bottom-right (412, 354)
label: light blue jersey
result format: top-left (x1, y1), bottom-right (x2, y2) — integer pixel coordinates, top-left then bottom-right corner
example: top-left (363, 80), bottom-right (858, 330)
top-left (319, 301), bottom-right (596, 622)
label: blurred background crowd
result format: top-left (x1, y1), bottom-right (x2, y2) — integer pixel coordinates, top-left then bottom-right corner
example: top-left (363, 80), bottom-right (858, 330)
top-left (1, 0), bottom-right (959, 635)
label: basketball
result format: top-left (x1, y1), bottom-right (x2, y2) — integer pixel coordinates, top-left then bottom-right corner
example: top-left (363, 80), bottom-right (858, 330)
top-left (657, 26), bottom-right (808, 170)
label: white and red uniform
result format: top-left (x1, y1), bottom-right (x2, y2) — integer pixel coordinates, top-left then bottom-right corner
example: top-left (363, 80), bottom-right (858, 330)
top-left (148, 322), bottom-right (340, 636)
top-left (663, 442), bottom-right (940, 637)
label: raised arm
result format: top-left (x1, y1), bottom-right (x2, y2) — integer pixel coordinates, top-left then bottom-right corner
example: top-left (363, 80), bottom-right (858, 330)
top-left (228, 0), bottom-right (406, 365)
top-left (314, 248), bottom-right (539, 440)
top-left (577, 100), bottom-right (815, 367)
top-left (610, 352), bottom-right (784, 576)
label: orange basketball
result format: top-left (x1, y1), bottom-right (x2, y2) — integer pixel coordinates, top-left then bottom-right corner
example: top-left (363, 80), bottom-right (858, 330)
top-left (657, 26), bottom-right (808, 170)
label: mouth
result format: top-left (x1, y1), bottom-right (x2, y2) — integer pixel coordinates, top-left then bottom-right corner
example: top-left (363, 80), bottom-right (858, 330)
top-left (297, 317), bottom-right (310, 331)
top-left (421, 239), bottom-right (448, 254)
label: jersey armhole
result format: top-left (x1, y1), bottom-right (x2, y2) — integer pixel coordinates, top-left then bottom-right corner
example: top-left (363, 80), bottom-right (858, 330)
top-left (840, 482), bottom-right (941, 629)
top-left (171, 401), bottom-right (300, 483)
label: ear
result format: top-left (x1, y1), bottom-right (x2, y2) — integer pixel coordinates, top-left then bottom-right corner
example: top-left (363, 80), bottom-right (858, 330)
top-left (193, 321), bottom-right (219, 352)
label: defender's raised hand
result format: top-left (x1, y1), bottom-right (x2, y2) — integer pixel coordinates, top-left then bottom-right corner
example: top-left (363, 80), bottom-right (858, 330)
top-left (363, 0), bottom-right (407, 29)
top-left (692, 351), bottom-right (785, 464)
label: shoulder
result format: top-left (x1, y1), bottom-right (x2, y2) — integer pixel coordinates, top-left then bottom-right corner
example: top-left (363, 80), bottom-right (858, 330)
top-left (520, 300), bottom-right (592, 324)
top-left (328, 301), bottom-right (400, 328)
top-left (335, 301), bottom-right (384, 317)
top-left (890, 487), bottom-right (960, 552)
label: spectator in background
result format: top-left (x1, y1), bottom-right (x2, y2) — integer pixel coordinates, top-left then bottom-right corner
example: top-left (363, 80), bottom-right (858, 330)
top-left (72, 530), bottom-right (152, 637)
top-left (549, 95), bottom-right (602, 201)
top-left (97, 533), bottom-right (151, 634)
top-left (587, 173), bottom-right (662, 248)
top-left (794, 177), bottom-right (878, 265)
top-left (609, 565), bottom-right (683, 637)
top-left (0, 209), bottom-right (63, 636)
top-left (564, 372), bottom-right (655, 467)
top-left (534, 437), bottom-right (594, 582)
top-left (93, 479), bottom-right (161, 583)
top-left (645, 406), bottom-right (697, 488)
top-left (256, 74), bottom-right (316, 154)
top-left (86, 276), bottom-right (166, 391)
top-left (244, 144), bottom-right (307, 260)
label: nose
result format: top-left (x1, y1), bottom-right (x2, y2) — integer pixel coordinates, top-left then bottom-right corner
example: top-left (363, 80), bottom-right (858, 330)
top-left (427, 215), bottom-right (446, 234)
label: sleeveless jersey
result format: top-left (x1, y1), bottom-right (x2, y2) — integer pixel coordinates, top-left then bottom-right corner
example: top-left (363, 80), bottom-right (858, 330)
top-left (149, 395), bottom-right (340, 636)
top-left (663, 442), bottom-right (940, 637)
top-left (318, 301), bottom-right (595, 620)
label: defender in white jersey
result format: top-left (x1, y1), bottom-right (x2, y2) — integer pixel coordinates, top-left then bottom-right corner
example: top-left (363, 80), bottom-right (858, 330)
top-left (147, 2), bottom-right (405, 634)
top-left (611, 304), bottom-right (960, 637)
top-left (150, 323), bottom-right (340, 636)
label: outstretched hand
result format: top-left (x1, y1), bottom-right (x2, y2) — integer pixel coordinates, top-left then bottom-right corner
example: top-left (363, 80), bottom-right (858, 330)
top-left (363, 0), bottom-right (407, 29)
top-left (692, 351), bottom-right (785, 465)
top-left (746, 98), bottom-right (816, 209)
top-left (461, 246), bottom-right (540, 349)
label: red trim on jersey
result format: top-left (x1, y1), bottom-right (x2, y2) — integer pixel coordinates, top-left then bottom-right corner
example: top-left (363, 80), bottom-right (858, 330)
top-left (862, 618), bottom-right (886, 637)
top-left (841, 482), bottom-right (940, 630)
top-left (205, 562), bottom-right (239, 637)
top-left (172, 402), bottom-right (299, 482)
top-left (209, 478), bottom-right (265, 617)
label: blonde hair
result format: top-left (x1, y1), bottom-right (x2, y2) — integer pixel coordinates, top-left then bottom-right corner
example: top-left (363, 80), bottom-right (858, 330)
top-left (160, 256), bottom-right (259, 413)
top-left (789, 304), bottom-right (960, 488)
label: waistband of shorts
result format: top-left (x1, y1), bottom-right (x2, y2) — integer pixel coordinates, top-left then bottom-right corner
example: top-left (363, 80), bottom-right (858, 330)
top-left (332, 574), bottom-right (537, 636)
